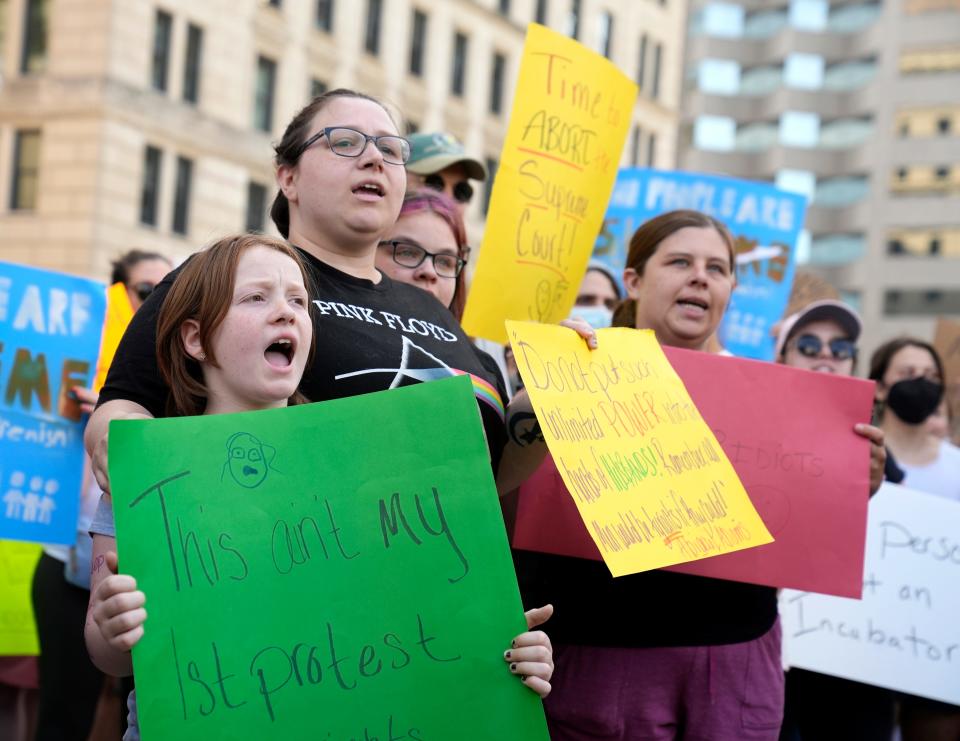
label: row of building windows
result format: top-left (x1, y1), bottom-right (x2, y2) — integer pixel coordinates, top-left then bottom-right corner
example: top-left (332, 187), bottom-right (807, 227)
top-left (896, 107), bottom-right (958, 138)
top-left (151, 10), bottom-right (204, 105)
top-left (885, 289), bottom-right (960, 316)
top-left (628, 126), bottom-right (658, 168)
top-left (694, 1), bottom-right (881, 40)
top-left (900, 47), bottom-right (960, 74)
top-left (890, 165), bottom-right (960, 194)
top-left (694, 113), bottom-right (874, 152)
top-left (888, 227), bottom-right (960, 257)
top-left (139, 145), bottom-right (193, 236)
top-left (697, 55), bottom-right (877, 96)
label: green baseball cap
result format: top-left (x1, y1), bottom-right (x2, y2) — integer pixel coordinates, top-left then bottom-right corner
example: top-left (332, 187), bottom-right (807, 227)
top-left (406, 132), bottom-right (487, 180)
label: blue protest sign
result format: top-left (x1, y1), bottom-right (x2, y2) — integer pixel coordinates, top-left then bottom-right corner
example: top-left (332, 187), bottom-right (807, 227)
top-left (0, 262), bottom-right (106, 544)
top-left (594, 168), bottom-right (807, 359)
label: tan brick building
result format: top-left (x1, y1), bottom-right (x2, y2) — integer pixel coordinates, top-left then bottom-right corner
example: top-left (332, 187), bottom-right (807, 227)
top-left (0, 0), bottom-right (689, 282)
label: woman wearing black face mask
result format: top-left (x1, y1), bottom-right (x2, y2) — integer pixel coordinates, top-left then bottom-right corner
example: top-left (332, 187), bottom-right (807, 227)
top-left (869, 337), bottom-right (960, 741)
top-left (869, 338), bottom-right (959, 503)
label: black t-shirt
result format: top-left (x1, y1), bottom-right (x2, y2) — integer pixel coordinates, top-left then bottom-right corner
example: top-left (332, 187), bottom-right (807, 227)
top-left (99, 248), bottom-right (508, 469)
top-left (516, 550), bottom-right (778, 647)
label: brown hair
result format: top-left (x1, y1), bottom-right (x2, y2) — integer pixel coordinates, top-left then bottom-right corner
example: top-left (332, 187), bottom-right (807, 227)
top-left (156, 234), bottom-right (314, 416)
top-left (868, 337), bottom-right (945, 388)
top-left (270, 88), bottom-right (398, 238)
top-left (395, 189), bottom-right (470, 320)
top-left (110, 249), bottom-right (170, 285)
top-left (611, 209), bottom-right (736, 329)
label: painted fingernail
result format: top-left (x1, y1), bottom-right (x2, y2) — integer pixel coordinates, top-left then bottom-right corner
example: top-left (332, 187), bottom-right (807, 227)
top-left (520, 675), bottom-right (527, 682)
top-left (504, 651), bottom-right (511, 659)
top-left (511, 639), bottom-right (517, 648)
top-left (510, 663), bottom-right (517, 672)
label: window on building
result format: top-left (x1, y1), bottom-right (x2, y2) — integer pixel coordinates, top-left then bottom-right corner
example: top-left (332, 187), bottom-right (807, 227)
top-left (451, 32), bottom-right (468, 96)
top-left (897, 166), bottom-right (909, 180)
top-left (499, 0), bottom-right (511, 15)
top-left (887, 227), bottom-right (960, 257)
top-left (651, 42), bottom-right (662, 99)
top-left (938, 117), bottom-right (952, 134)
top-left (695, 115), bottom-right (737, 151)
top-left (822, 59), bottom-right (877, 91)
top-left (646, 133), bottom-right (657, 167)
top-left (776, 169), bottom-right (817, 200)
top-left (884, 288), bottom-right (960, 316)
top-left (310, 78), bottom-right (327, 99)
top-left (410, 10), bottom-right (427, 77)
top-left (631, 125), bottom-right (642, 166)
top-left (172, 156), bottom-right (193, 236)
top-left (819, 117), bottom-right (873, 149)
top-left (490, 52), bottom-right (506, 115)
top-left (698, 58), bottom-right (740, 95)
top-left (780, 111), bottom-right (820, 147)
top-left (10, 130), bottom-right (41, 211)
top-left (598, 11), bottom-right (613, 58)
top-left (246, 181), bottom-right (268, 232)
top-left (899, 121), bottom-right (910, 137)
top-left (743, 9), bottom-right (788, 39)
top-left (365, 0), bottom-right (382, 56)
top-left (182, 24), bottom-right (203, 104)
top-left (790, 0), bottom-right (828, 31)
top-left (784, 53), bottom-right (824, 90)
top-left (316, 0), bottom-right (334, 31)
top-left (254, 55), bottom-right (276, 132)
top-left (139, 145), bottom-right (162, 226)
top-left (900, 47), bottom-right (960, 74)
top-left (702, 3), bottom-right (745, 38)
top-left (567, 0), bottom-right (581, 39)
top-left (535, 0), bottom-right (548, 25)
top-left (809, 233), bottom-right (866, 265)
top-left (637, 34), bottom-right (648, 92)
top-left (484, 157), bottom-right (498, 215)
top-left (267, 0), bottom-right (281, 7)
top-left (827, 2), bottom-right (881, 33)
top-left (151, 10), bottom-right (173, 92)
top-left (735, 121), bottom-right (779, 151)
top-left (935, 165), bottom-right (951, 180)
top-left (740, 65), bottom-right (783, 95)
top-left (19, 0), bottom-right (47, 74)
top-left (814, 176), bottom-right (870, 206)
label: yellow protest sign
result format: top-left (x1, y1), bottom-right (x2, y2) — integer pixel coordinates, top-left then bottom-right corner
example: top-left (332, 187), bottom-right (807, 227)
top-left (507, 322), bottom-right (772, 576)
top-left (462, 24), bottom-right (637, 343)
top-left (0, 540), bottom-right (42, 654)
top-left (93, 282), bottom-right (135, 391)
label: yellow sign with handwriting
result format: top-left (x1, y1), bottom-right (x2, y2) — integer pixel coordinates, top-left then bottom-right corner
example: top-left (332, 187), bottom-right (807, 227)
top-left (462, 24), bottom-right (637, 343)
top-left (507, 322), bottom-right (773, 577)
top-left (0, 540), bottom-right (42, 654)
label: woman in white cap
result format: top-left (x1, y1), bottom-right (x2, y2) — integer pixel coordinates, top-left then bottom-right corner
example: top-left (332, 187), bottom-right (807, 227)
top-left (776, 299), bottom-right (892, 741)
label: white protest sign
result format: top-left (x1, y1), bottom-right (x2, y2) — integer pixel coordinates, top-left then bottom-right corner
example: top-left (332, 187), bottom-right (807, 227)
top-left (780, 482), bottom-right (960, 705)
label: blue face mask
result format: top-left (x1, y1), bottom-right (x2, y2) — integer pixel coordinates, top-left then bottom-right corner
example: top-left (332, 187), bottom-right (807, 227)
top-left (569, 306), bottom-right (613, 329)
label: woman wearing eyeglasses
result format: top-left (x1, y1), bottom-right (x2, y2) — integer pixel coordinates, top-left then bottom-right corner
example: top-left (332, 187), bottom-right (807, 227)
top-left (376, 189), bottom-right (471, 321)
top-left (85, 89), bottom-right (566, 710)
top-left (775, 300), bottom-right (894, 741)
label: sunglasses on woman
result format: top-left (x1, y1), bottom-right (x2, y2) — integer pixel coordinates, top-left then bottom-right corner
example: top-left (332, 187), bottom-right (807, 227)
top-left (131, 282), bottom-right (158, 301)
top-left (423, 174), bottom-right (474, 204)
top-left (792, 334), bottom-right (857, 360)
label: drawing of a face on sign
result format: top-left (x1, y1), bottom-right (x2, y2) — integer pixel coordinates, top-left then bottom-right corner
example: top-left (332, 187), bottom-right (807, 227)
top-left (222, 432), bottom-right (274, 488)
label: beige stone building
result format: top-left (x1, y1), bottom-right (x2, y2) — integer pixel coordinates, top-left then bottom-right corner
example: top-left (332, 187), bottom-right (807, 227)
top-left (680, 0), bottom-right (960, 356)
top-left (0, 0), bottom-right (688, 282)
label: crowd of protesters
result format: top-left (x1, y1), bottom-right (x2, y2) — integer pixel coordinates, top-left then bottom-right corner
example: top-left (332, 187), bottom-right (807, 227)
top-left (2, 87), bottom-right (958, 741)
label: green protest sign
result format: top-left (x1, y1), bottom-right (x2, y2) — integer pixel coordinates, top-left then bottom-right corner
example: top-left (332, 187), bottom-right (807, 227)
top-left (109, 376), bottom-right (549, 740)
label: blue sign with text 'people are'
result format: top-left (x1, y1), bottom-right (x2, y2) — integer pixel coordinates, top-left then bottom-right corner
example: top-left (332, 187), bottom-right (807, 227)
top-left (0, 262), bottom-right (105, 544)
top-left (594, 168), bottom-right (807, 360)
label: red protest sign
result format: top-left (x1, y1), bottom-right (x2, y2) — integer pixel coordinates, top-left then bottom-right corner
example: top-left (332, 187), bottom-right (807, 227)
top-left (513, 347), bottom-right (875, 598)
